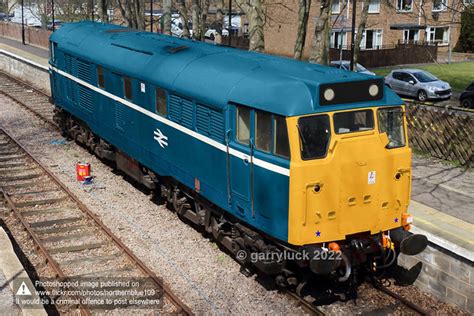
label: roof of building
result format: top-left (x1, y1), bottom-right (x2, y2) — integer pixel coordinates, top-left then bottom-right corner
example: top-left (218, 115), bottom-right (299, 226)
top-left (50, 21), bottom-right (403, 116)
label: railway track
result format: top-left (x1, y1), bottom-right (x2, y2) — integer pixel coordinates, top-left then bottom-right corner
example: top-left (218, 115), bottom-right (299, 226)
top-left (0, 127), bottom-right (192, 315)
top-left (0, 71), bottom-right (56, 128)
top-left (373, 282), bottom-right (428, 315)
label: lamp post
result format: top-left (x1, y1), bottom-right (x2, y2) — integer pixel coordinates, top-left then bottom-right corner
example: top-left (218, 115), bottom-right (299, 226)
top-left (227, 0), bottom-right (232, 46)
top-left (349, 0), bottom-right (357, 71)
top-left (150, 0), bottom-right (153, 32)
top-left (51, 0), bottom-right (55, 31)
top-left (21, 0), bottom-right (25, 45)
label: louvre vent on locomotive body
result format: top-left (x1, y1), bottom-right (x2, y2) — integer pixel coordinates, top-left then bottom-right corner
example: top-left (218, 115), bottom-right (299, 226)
top-left (48, 21), bottom-right (428, 298)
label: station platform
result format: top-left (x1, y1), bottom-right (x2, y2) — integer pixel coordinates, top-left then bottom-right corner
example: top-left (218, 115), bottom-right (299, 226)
top-left (0, 37), bottom-right (48, 67)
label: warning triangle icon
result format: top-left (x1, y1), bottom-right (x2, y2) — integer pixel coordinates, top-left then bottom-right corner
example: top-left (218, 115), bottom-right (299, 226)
top-left (16, 281), bottom-right (32, 296)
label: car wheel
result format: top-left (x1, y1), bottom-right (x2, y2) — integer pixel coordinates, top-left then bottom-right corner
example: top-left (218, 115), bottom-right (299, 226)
top-left (417, 90), bottom-right (427, 102)
top-left (461, 98), bottom-right (473, 109)
top-left (209, 33), bottom-right (215, 41)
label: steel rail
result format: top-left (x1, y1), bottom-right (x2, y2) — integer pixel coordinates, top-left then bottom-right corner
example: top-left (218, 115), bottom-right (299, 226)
top-left (0, 71), bottom-right (57, 129)
top-left (286, 291), bottom-right (325, 315)
top-left (373, 282), bottom-right (428, 315)
top-left (0, 128), bottom-right (192, 315)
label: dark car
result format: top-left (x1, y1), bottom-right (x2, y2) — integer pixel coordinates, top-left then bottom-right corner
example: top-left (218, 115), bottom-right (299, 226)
top-left (0, 12), bottom-right (8, 21)
top-left (460, 82), bottom-right (474, 109)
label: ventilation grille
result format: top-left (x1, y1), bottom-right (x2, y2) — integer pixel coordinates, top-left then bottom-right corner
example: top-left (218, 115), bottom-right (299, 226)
top-left (78, 86), bottom-right (93, 113)
top-left (64, 54), bottom-right (77, 76)
top-left (181, 98), bottom-right (194, 129)
top-left (115, 101), bottom-right (126, 130)
top-left (168, 95), bottom-right (182, 123)
top-left (196, 104), bottom-right (224, 142)
top-left (77, 59), bottom-right (92, 83)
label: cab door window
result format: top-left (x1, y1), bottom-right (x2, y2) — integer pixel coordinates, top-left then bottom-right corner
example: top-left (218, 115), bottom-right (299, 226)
top-left (274, 115), bottom-right (290, 158)
top-left (236, 106), bottom-right (251, 145)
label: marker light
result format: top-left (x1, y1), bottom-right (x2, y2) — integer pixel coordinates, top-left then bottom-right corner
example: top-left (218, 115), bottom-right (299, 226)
top-left (324, 88), bottom-right (335, 101)
top-left (369, 84), bottom-right (379, 97)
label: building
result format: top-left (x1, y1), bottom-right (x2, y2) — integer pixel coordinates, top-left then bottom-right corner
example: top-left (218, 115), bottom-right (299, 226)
top-left (264, 0), bottom-right (469, 58)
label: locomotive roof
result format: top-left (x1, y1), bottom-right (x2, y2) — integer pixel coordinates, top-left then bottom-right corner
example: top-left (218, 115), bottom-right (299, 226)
top-left (50, 21), bottom-right (403, 116)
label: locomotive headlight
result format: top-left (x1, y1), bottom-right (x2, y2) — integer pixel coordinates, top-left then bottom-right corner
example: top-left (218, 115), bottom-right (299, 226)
top-left (323, 88), bottom-right (335, 101)
top-left (369, 84), bottom-right (379, 97)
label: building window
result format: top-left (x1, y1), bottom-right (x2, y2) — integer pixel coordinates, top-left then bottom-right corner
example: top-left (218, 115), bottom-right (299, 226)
top-left (360, 29), bottom-right (383, 49)
top-left (236, 106), bottom-right (251, 145)
top-left (97, 66), bottom-right (105, 88)
top-left (426, 27), bottom-right (449, 45)
top-left (123, 77), bottom-right (132, 100)
top-left (368, 0), bottom-right (380, 13)
top-left (396, 0), bottom-right (413, 11)
top-left (332, 0), bottom-right (341, 14)
top-left (433, 0), bottom-right (447, 11)
top-left (330, 31), bottom-right (347, 48)
top-left (155, 87), bottom-right (167, 116)
top-left (402, 29), bottom-right (419, 43)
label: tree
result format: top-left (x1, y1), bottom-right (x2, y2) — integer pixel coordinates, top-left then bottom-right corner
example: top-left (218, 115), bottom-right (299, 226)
top-left (294, 0), bottom-right (311, 59)
top-left (116, 0), bottom-right (145, 30)
top-left (354, 0), bottom-right (370, 66)
top-left (455, 5), bottom-right (474, 52)
top-left (177, 0), bottom-right (191, 38)
top-left (100, 0), bottom-right (108, 22)
top-left (309, 0), bottom-right (332, 64)
top-left (163, 0), bottom-right (172, 35)
top-left (236, 0), bottom-right (265, 52)
top-left (191, 0), bottom-right (201, 39)
top-left (214, 0), bottom-right (224, 43)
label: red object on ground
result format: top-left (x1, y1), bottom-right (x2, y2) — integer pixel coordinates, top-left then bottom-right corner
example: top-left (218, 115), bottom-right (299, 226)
top-left (76, 163), bottom-right (91, 181)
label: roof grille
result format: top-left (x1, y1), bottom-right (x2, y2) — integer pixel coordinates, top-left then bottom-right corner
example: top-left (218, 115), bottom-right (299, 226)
top-left (165, 45), bottom-right (189, 53)
top-left (111, 43), bottom-right (153, 55)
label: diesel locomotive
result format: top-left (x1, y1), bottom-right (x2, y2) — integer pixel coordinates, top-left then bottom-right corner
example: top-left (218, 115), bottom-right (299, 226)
top-left (49, 21), bottom-right (427, 298)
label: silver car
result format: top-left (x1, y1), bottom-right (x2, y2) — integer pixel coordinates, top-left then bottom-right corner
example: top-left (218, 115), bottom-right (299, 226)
top-left (384, 69), bottom-right (451, 102)
top-left (330, 60), bottom-right (376, 76)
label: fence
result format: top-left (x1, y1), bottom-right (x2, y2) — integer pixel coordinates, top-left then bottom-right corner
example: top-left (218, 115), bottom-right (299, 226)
top-left (0, 22), bottom-right (51, 49)
top-left (405, 103), bottom-right (473, 166)
top-left (330, 42), bottom-right (438, 68)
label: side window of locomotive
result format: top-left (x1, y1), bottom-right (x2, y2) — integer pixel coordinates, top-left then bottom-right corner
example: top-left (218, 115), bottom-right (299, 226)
top-left (97, 66), bottom-right (105, 88)
top-left (155, 87), bottom-right (167, 116)
top-left (236, 106), bottom-right (251, 145)
top-left (255, 111), bottom-right (272, 152)
top-left (274, 115), bottom-right (290, 158)
top-left (333, 109), bottom-right (374, 134)
top-left (298, 115), bottom-right (331, 160)
top-left (123, 77), bottom-right (133, 100)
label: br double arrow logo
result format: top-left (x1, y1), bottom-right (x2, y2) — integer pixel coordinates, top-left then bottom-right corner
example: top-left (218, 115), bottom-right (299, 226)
top-left (153, 128), bottom-right (168, 148)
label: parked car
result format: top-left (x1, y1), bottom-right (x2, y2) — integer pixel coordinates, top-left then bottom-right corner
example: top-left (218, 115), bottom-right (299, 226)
top-left (205, 28), bottom-right (229, 40)
top-left (460, 82), bottom-right (474, 109)
top-left (0, 12), bottom-right (8, 21)
top-left (384, 69), bottom-right (451, 102)
top-left (47, 20), bottom-right (63, 30)
top-left (330, 60), bottom-right (375, 76)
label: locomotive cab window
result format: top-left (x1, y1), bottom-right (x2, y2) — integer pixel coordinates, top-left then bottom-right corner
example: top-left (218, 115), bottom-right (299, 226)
top-left (123, 77), bottom-right (132, 100)
top-left (377, 107), bottom-right (406, 148)
top-left (97, 66), bottom-right (105, 88)
top-left (236, 106), bottom-right (251, 145)
top-left (274, 115), bottom-right (290, 158)
top-left (333, 109), bottom-right (374, 134)
top-left (298, 115), bottom-right (331, 160)
top-left (156, 87), bottom-right (167, 116)
top-left (255, 111), bottom-right (272, 152)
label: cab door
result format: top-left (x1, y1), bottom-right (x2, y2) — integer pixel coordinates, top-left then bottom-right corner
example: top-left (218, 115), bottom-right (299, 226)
top-left (229, 105), bottom-right (253, 218)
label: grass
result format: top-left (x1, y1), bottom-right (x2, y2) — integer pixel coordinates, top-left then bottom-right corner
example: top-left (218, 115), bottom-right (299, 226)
top-left (371, 62), bottom-right (474, 93)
